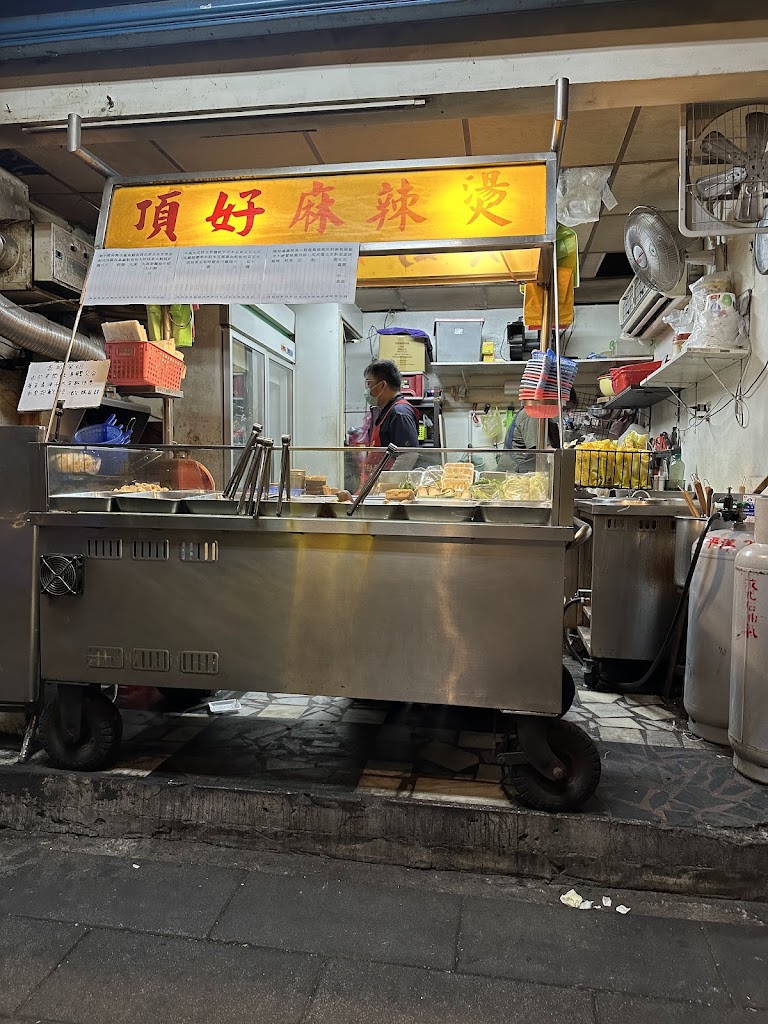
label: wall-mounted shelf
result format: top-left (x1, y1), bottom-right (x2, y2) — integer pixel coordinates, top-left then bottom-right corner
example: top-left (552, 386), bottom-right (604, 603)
top-left (431, 356), bottom-right (649, 380)
top-left (642, 347), bottom-right (748, 389)
top-left (603, 386), bottom-right (676, 410)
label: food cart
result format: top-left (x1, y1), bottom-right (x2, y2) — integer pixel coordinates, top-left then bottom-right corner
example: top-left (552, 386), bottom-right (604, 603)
top-left (0, 81), bottom-right (602, 811)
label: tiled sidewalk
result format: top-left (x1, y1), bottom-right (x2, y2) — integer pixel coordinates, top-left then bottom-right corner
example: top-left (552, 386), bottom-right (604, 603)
top-left (3, 664), bottom-right (764, 831)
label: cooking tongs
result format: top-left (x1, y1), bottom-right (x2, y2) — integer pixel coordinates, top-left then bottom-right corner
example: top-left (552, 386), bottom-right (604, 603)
top-left (276, 435), bottom-right (291, 517)
top-left (347, 444), bottom-right (398, 517)
top-left (224, 423), bottom-right (262, 499)
top-left (236, 436), bottom-right (270, 516)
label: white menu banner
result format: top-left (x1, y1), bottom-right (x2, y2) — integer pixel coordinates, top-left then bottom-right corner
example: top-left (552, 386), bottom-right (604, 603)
top-left (18, 360), bottom-right (111, 412)
top-left (82, 243), bottom-right (360, 305)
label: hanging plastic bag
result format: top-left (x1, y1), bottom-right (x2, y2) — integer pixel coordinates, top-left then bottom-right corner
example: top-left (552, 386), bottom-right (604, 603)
top-left (687, 291), bottom-right (744, 350)
top-left (481, 406), bottom-right (504, 445)
top-left (556, 168), bottom-right (617, 227)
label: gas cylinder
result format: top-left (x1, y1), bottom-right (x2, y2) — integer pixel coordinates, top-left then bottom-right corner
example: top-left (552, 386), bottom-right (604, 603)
top-left (684, 523), bottom-right (754, 744)
top-left (731, 496), bottom-right (768, 783)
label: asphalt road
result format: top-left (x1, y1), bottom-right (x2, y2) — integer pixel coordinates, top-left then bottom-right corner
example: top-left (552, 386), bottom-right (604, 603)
top-left (0, 832), bottom-right (766, 1023)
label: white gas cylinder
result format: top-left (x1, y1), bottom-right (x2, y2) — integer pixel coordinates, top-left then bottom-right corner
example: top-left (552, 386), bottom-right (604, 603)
top-left (730, 496), bottom-right (768, 783)
top-left (684, 524), bottom-right (754, 744)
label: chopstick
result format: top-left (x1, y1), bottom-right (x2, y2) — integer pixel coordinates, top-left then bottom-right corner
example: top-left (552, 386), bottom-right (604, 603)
top-left (693, 478), bottom-right (708, 518)
top-left (681, 488), bottom-right (700, 519)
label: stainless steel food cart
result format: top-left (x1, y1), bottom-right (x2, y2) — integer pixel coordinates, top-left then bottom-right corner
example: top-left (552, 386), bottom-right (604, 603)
top-left (0, 425), bottom-right (600, 811)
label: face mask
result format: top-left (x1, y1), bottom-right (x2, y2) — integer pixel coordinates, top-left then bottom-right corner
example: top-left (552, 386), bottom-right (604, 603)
top-left (364, 381), bottom-right (382, 406)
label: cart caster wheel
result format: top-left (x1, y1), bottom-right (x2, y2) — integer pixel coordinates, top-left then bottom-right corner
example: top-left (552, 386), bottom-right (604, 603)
top-left (506, 720), bottom-right (601, 812)
top-left (39, 691), bottom-right (123, 771)
top-left (559, 666), bottom-right (576, 717)
top-left (583, 659), bottom-right (610, 692)
top-left (158, 687), bottom-right (214, 709)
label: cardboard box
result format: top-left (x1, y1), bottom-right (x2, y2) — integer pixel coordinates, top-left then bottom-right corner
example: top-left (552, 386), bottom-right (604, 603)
top-left (378, 334), bottom-right (427, 373)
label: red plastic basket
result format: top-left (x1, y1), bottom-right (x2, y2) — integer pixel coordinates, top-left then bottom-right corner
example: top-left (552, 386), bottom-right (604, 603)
top-left (610, 361), bottom-right (662, 393)
top-left (105, 341), bottom-right (184, 390)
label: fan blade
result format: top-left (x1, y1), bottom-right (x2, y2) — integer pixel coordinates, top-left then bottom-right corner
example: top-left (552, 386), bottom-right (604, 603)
top-left (700, 130), bottom-right (749, 165)
top-left (735, 182), bottom-right (766, 223)
top-left (695, 167), bottom-right (747, 200)
top-left (745, 111), bottom-right (768, 160)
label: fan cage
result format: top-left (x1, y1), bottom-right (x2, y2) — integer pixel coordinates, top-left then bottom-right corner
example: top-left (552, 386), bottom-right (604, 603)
top-left (681, 100), bottom-right (768, 238)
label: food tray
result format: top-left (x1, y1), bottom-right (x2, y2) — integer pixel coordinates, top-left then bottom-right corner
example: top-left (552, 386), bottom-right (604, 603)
top-left (610, 361), bottom-right (661, 393)
top-left (114, 490), bottom-right (197, 513)
top-left (406, 500), bottom-right (476, 523)
top-left (183, 495), bottom-right (241, 515)
top-left (49, 493), bottom-right (113, 512)
top-left (480, 501), bottom-right (550, 525)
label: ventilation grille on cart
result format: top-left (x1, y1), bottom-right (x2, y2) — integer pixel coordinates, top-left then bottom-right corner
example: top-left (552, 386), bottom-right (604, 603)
top-left (40, 554), bottom-right (84, 596)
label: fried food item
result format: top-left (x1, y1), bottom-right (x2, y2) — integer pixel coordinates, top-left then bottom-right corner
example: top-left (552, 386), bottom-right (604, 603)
top-left (441, 462), bottom-right (475, 490)
top-left (114, 483), bottom-right (170, 493)
top-left (305, 474), bottom-right (327, 495)
top-left (385, 488), bottom-right (416, 502)
top-left (53, 452), bottom-right (100, 474)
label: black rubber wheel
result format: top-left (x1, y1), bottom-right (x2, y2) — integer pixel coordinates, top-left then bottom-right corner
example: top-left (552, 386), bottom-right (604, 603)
top-left (559, 665), bottom-right (576, 717)
top-left (158, 687), bottom-right (213, 708)
top-left (39, 691), bottom-right (123, 771)
top-left (507, 719), bottom-right (601, 812)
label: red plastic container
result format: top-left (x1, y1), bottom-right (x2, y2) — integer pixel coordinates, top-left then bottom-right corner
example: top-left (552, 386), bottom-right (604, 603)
top-left (610, 361), bottom-right (662, 393)
top-left (400, 372), bottom-right (425, 398)
top-left (106, 341), bottom-right (184, 390)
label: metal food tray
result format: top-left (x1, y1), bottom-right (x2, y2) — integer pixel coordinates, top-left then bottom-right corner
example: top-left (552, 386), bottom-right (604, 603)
top-left (480, 500), bottom-right (551, 524)
top-left (49, 493), bottom-right (114, 512)
top-left (183, 494), bottom-right (241, 515)
top-left (114, 490), bottom-right (204, 513)
top-left (406, 499), bottom-right (477, 523)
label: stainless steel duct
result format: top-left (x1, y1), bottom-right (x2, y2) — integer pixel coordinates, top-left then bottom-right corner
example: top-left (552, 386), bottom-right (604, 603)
top-left (0, 293), bottom-right (104, 361)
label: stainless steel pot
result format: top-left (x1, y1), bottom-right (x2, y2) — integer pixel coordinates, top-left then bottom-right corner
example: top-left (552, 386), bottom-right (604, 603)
top-left (674, 516), bottom-right (707, 587)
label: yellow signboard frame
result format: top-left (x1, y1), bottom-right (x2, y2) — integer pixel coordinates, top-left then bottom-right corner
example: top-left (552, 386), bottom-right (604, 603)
top-left (96, 155), bottom-right (557, 271)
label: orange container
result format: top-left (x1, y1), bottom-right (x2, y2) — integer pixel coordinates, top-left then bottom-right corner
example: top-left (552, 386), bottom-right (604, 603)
top-left (106, 341), bottom-right (184, 390)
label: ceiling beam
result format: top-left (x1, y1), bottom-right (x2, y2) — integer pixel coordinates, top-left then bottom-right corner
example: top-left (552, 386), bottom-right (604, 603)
top-left (2, 36), bottom-right (767, 128)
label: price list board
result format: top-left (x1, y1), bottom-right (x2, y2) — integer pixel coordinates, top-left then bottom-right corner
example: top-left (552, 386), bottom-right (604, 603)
top-left (83, 244), bottom-right (360, 305)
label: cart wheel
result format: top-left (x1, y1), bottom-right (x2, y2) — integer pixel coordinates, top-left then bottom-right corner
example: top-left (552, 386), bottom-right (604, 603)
top-left (39, 691), bottom-right (123, 771)
top-left (583, 659), bottom-right (611, 692)
top-left (559, 666), bottom-right (576, 717)
top-left (507, 720), bottom-right (601, 812)
top-left (158, 687), bottom-right (214, 709)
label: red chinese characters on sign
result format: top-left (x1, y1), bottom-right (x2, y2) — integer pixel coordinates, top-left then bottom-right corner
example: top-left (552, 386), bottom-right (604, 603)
top-left (368, 179), bottom-right (426, 232)
top-left (134, 190), bottom-right (183, 242)
top-left (746, 576), bottom-right (759, 640)
top-left (289, 181), bottom-right (344, 235)
top-left (397, 254), bottom-right (438, 269)
top-left (463, 170), bottom-right (513, 227)
top-left (205, 189), bottom-right (266, 236)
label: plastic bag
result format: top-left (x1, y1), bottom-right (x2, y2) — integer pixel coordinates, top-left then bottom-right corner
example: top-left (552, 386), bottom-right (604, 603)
top-left (481, 406), bottom-right (504, 444)
top-left (687, 291), bottom-right (744, 349)
top-left (556, 168), bottom-right (617, 227)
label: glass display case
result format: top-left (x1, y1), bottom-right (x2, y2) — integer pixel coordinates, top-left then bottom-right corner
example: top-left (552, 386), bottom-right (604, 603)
top-left (45, 445), bottom-right (558, 525)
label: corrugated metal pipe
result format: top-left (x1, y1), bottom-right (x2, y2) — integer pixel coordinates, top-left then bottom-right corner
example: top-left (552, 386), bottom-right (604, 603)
top-left (0, 293), bottom-right (105, 361)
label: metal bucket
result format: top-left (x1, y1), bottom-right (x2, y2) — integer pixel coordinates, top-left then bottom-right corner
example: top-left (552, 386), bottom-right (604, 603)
top-left (674, 516), bottom-right (707, 587)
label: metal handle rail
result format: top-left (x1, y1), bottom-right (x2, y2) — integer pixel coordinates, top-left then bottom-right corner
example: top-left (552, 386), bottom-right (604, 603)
top-left (276, 434), bottom-right (291, 517)
top-left (224, 423), bottom-right (262, 499)
top-left (347, 444), bottom-right (399, 517)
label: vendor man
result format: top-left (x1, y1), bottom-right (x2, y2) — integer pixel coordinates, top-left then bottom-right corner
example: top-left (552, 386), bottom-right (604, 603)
top-left (364, 360), bottom-right (419, 448)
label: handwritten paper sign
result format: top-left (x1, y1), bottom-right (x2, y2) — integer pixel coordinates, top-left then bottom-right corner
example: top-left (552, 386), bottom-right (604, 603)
top-left (18, 360), bottom-right (110, 412)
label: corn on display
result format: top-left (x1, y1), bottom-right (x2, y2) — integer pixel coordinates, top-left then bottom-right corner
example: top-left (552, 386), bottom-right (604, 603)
top-left (574, 432), bottom-right (652, 490)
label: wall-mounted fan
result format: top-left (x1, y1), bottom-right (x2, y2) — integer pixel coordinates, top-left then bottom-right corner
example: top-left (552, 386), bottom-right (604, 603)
top-left (682, 102), bottom-right (768, 236)
top-left (624, 206), bottom-right (693, 295)
top-left (40, 554), bottom-right (84, 596)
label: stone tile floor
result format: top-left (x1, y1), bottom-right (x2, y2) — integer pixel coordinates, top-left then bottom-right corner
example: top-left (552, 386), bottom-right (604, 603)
top-left (2, 662), bottom-right (767, 829)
